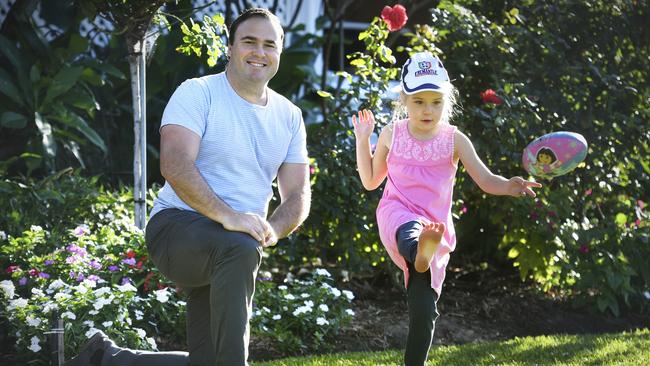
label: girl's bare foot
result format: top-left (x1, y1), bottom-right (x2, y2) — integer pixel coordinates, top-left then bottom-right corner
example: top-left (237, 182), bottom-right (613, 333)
top-left (414, 222), bottom-right (445, 273)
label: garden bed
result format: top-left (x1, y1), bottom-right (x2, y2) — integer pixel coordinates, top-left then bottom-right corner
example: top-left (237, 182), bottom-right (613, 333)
top-left (250, 264), bottom-right (650, 361)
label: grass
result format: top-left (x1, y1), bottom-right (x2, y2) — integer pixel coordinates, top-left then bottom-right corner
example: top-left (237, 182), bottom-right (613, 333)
top-left (252, 329), bottom-right (650, 366)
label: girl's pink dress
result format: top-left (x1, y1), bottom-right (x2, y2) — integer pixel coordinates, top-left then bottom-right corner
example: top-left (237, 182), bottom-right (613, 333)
top-left (376, 119), bottom-right (458, 296)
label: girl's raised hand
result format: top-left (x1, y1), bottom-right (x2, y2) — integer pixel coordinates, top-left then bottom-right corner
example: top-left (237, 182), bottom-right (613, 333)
top-left (507, 176), bottom-right (542, 198)
top-left (351, 109), bottom-right (376, 140)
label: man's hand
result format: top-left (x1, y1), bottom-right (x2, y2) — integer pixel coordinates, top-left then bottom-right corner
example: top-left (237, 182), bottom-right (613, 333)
top-left (222, 212), bottom-right (273, 244)
top-left (263, 225), bottom-right (279, 248)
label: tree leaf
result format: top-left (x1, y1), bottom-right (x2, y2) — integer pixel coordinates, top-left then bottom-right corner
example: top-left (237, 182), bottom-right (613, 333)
top-left (1, 111), bottom-right (28, 128)
top-left (51, 105), bottom-right (107, 153)
top-left (43, 66), bottom-right (84, 106)
top-left (0, 67), bottom-right (25, 107)
top-left (317, 90), bottom-right (333, 98)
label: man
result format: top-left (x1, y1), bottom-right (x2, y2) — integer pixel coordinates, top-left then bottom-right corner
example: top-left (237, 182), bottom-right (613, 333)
top-left (65, 8), bottom-right (310, 366)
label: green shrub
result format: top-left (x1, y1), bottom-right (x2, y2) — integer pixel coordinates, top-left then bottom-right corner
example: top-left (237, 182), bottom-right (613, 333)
top-left (425, 0), bottom-right (650, 315)
top-left (0, 175), bottom-right (183, 364)
top-left (252, 268), bottom-right (355, 355)
top-left (0, 171), bottom-right (357, 362)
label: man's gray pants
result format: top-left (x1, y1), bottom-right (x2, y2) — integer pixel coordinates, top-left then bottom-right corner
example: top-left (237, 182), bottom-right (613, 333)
top-left (101, 208), bottom-right (263, 366)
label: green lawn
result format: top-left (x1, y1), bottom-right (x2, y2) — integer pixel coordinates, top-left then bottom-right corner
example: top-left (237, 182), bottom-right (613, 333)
top-left (252, 329), bottom-right (650, 366)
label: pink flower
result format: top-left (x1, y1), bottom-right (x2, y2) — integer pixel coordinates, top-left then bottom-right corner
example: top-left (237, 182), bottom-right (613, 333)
top-left (460, 204), bottom-right (468, 214)
top-left (381, 4), bottom-right (408, 32)
top-left (480, 89), bottom-right (503, 105)
top-left (585, 188), bottom-right (593, 196)
top-left (5, 265), bottom-right (20, 274)
top-left (638, 200), bottom-right (645, 209)
top-left (635, 219), bottom-right (641, 227)
top-left (309, 165), bottom-right (316, 175)
top-left (579, 245), bottom-right (590, 254)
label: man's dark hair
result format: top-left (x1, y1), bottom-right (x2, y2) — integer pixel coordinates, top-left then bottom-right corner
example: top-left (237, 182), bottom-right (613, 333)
top-left (228, 8), bottom-right (284, 45)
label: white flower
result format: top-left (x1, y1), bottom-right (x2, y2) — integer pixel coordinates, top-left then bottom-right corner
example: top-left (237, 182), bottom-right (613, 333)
top-left (303, 300), bottom-right (314, 308)
top-left (83, 320), bottom-right (95, 327)
top-left (329, 288), bottom-right (341, 298)
top-left (93, 287), bottom-right (112, 297)
top-left (117, 283), bottom-right (137, 293)
top-left (0, 230), bottom-right (6, 240)
top-left (154, 288), bottom-right (170, 303)
top-left (321, 283), bottom-right (332, 290)
top-left (134, 328), bottom-right (147, 338)
top-left (82, 279), bottom-right (97, 288)
top-left (47, 279), bottom-right (66, 294)
top-left (85, 328), bottom-right (100, 338)
top-left (43, 301), bottom-right (58, 313)
top-left (28, 336), bottom-right (41, 353)
top-left (342, 290), bottom-right (355, 300)
top-left (315, 268), bottom-right (332, 277)
top-left (54, 292), bottom-right (72, 302)
top-left (8, 298), bottom-right (28, 310)
top-left (644, 291), bottom-right (650, 300)
top-left (93, 296), bottom-right (114, 310)
top-left (292, 305), bottom-right (312, 316)
top-left (89, 310), bottom-right (99, 315)
top-left (102, 321), bottom-right (113, 328)
top-left (0, 280), bottom-right (15, 299)
top-left (300, 293), bottom-right (310, 298)
top-left (284, 294), bottom-right (296, 300)
top-left (61, 312), bottom-right (76, 320)
top-left (319, 304), bottom-right (329, 312)
top-left (146, 337), bottom-right (157, 350)
top-left (30, 225), bottom-right (43, 232)
top-left (345, 309), bottom-right (355, 316)
top-left (75, 284), bottom-right (88, 294)
top-left (278, 285), bottom-right (288, 291)
top-left (272, 314), bottom-right (282, 320)
top-left (26, 316), bottom-right (42, 327)
top-left (177, 301), bottom-right (187, 307)
top-left (134, 310), bottom-right (144, 320)
top-left (316, 317), bottom-right (329, 325)
top-left (31, 288), bottom-right (44, 297)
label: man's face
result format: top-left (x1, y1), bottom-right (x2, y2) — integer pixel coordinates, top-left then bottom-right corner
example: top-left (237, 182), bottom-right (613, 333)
top-left (227, 17), bottom-right (283, 86)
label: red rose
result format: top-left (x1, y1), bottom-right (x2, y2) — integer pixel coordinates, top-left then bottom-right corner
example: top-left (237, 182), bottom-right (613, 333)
top-left (126, 249), bottom-right (136, 259)
top-left (381, 5), bottom-right (408, 32)
top-left (480, 89), bottom-right (504, 105)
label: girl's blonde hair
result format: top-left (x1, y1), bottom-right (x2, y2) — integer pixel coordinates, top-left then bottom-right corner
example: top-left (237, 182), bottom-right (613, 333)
top-left (390, 86), bottom-right (460, 125)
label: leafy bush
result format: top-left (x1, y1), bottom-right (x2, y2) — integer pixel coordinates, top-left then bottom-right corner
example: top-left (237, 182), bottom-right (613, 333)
top-left (0, 171), bottom-right (356, 361)
top-left (252, 268), bottom-right (355, 355)
top-left (424, 0), bottom-right (650, 315)
top-left (0, 172), bottom-right (183, 364)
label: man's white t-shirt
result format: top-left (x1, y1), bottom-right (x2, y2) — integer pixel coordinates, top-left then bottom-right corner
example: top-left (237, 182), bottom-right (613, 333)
top-left (150, 72), bottom-right (309, 219)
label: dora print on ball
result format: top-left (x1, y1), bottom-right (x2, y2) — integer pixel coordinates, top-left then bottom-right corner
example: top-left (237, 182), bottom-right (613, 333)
top-left (522, 131), bottom-right (588, 179)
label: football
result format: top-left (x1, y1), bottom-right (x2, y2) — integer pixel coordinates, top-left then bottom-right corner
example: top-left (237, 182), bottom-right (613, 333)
top-left (522, 131), bottom-right (588, 179)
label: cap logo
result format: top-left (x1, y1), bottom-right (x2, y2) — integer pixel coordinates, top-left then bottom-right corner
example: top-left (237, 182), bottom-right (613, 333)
top-left (415, 60), bottom-right (438, 77)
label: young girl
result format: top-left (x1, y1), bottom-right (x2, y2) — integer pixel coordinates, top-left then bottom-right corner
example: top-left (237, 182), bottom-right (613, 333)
top-left (352, 51), bottom-right (542, 366)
